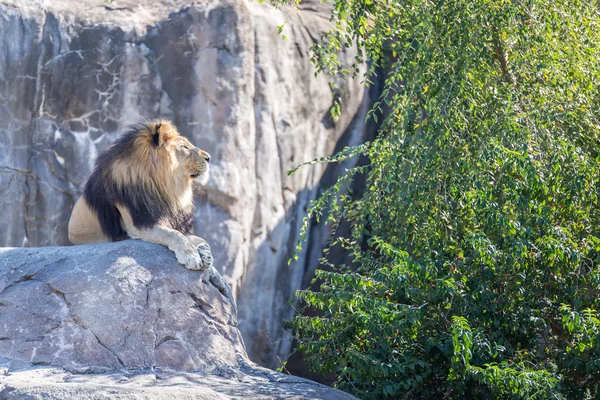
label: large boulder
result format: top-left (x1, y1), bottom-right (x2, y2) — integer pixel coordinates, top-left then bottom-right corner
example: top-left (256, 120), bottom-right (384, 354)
top-left (0, 241), bottom-right (355, 399)
top-left (0, 0), bottom-right (368, 367)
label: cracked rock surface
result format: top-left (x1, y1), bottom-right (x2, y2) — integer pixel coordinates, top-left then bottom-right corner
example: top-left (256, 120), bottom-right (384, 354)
top-left (0, 367), bottom-right (355, 400)
top-left (0, 0), bottom-right (368, 368)
top-left (0, 241), bottom-right (355, 399)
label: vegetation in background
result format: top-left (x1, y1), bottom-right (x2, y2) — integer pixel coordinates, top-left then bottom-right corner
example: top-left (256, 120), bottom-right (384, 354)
top-left (261, 0), bottom-right (600, 398)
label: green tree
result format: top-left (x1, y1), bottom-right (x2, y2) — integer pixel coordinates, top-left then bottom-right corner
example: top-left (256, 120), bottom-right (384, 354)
top-left (263, 0), bottom-right (600, 398)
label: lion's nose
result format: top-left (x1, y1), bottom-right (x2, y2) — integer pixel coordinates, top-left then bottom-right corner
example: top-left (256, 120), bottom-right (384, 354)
top-left (204, 154), bottom-right (211, 163)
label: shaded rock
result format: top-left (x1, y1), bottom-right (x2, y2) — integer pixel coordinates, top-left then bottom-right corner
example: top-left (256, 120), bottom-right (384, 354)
top-left (0, 0), bottom-right (368, 367)
top-left (0, 242), bottom-right (355, 399)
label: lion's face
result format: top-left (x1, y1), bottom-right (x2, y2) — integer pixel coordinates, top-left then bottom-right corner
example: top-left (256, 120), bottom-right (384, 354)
top-left (171, 136), bottom-right (211, 185)
top-left (124, 120), bottom-right (211, 190)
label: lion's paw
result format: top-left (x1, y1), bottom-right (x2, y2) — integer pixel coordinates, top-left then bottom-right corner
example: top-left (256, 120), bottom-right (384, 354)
top-left (197, 241), bottom-right (213, 271)
top-left (173, 241), bottom-right (202, 271)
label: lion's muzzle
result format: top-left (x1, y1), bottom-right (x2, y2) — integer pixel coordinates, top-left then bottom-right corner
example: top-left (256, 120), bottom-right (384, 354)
top-left (189, 148), bottom-right (210, 184)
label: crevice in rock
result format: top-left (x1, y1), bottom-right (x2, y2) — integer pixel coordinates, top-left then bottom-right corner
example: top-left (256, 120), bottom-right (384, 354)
top-left (152, 307), bottom-right (162, 369)
top-left (144, 277), bottom-right (153, 307)
top-left (192, 300), bottom-right (208, 314)
top-left (12, 273), bottom-right (37, 284)
top-left (206, 271), bottom-right (232, 300)
top-left (47, 282), bottom-right (125, 368)
top-left (271, 111), bottom-right (288, 212)
top-left (152, 307), bottom-right (162, 350)
top-left (0, 166), bottom-right (37, 178)
top-left (89, 330), bottom-right (126, 369)
top-left (46, 283), bottom-right (68, 304)
top-left (155, 335), bottom-right (177, 348)
top-left (187, 292), bottom-right (232, 340)
top-left (294, 42), bottom-right (304, 59)
top-left (103, 5), bottom-right (132, 12)
top-left (47, 284), bottom-right (87, 328)
top-left (0, 273), bottom-right (40, 294)
top-left (43, 322), bottom-right (62, 336)
top-left (296, 12), bottom-right (318, 45)
top-left (187, 292), bottom-right (212, 315)
top-left (145, 287), bottom-right (151, 307)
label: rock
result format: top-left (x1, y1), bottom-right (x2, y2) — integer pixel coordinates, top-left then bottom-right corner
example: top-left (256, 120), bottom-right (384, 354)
top-left (0, 0), bottom-right (368, 367)
top-left (0, 242), bottom-right (355, 399)
top-left (0, 367), bottom-right (356, 400)
top-left (0, 240), bottom-right (240, 373)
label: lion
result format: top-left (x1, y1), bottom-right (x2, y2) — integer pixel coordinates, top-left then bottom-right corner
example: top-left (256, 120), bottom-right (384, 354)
top-left (68, 120), bottom-right (212, 271)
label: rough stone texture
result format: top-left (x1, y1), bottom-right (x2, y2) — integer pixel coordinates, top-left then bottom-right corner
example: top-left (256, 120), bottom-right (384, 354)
top-left (0, 367), bottom-right (355, 400)
top-left (0, 0), bottom-right (368, 368)
top-left (0, 242), bottom-right (355, 400)
top-left (0, 241), bottom-right (241, 372)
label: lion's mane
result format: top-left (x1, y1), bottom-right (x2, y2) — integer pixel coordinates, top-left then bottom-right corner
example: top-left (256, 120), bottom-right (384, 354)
top-left (83, 121), bottom-right (194, 241)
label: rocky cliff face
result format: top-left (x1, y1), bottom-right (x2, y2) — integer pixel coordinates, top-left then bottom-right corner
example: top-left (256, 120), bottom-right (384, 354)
top-left (0, 241), bottom-right (355, 399)
top-left (0, 0), bottom-right (368, 367)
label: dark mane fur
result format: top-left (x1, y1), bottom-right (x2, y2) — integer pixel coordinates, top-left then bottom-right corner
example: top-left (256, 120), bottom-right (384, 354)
top-left (83, 124), bottom-right (194, 241)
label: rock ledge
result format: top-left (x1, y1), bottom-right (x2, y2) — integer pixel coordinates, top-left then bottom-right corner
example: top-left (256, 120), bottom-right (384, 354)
top-left (0, 241), bottom-right (354, 399)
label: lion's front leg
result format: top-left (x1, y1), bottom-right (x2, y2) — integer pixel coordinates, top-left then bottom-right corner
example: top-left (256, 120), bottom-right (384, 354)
top-left (132, 227), bottom-right (202, 271)
top-left (186, 235), bottom-right (213, 271)
top-left (117, 205), bottom-right (201, 270)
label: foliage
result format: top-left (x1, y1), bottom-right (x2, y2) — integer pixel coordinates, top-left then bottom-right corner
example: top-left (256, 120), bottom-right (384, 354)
top-left (261, 0), bottom-right (600, 398)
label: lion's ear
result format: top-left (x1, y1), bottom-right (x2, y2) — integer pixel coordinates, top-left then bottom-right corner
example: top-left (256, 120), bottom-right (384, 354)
top-left (152, 122), bottom-right (172, 147)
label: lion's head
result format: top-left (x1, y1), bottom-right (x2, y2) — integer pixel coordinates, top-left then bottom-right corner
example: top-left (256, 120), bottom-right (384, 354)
top-left (143, 120), bottom-right (211, 186)
top-left (96, 119), bottom-right (210, 217)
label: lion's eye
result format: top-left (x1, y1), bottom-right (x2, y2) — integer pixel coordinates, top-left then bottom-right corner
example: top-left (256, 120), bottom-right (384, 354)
top-left (183, 145), bottom-right (191, 150)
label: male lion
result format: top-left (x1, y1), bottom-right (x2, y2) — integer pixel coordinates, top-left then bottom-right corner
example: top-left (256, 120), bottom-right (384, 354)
top-left (68, 120), bottom-right (212, 271)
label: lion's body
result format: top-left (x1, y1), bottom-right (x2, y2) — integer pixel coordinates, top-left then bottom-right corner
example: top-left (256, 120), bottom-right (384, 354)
top-left (68, 120), bottom-right (212, 271)
top-left (68, 196), bottom-right (110, 244)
